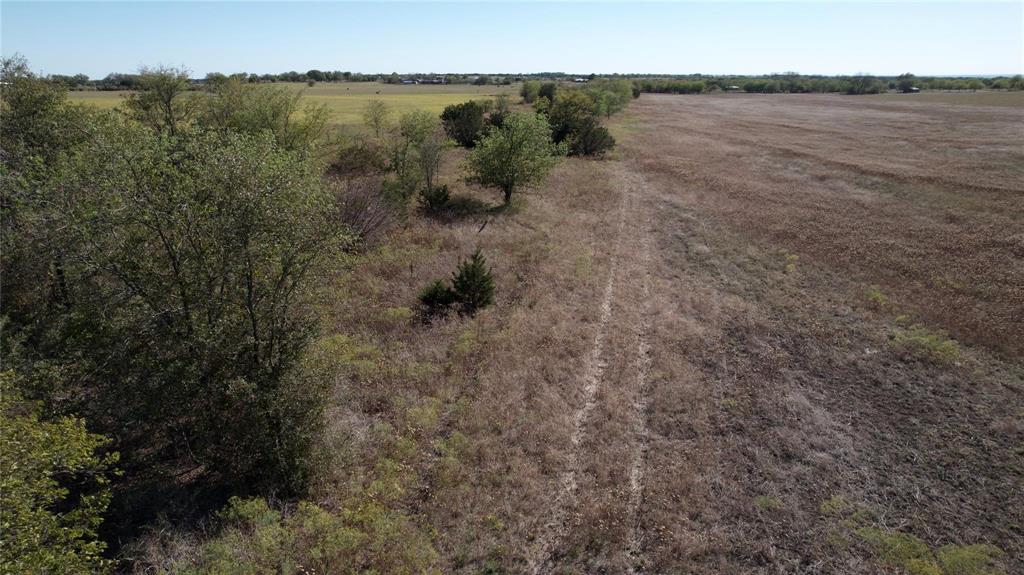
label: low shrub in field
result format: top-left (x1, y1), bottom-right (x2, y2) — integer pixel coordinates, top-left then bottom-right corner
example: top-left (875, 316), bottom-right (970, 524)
top-left (418, 250), bottom-right (495, 319)
top-left (936, 544), bottom-right (1005, 575)
top-left (857, 528), bottom-right (1005, 575)
top-left (820, 496), bottom-right (1006, 575)
top-left (866, 285), bottom-right (888, 308)
top-left (451, 249), bottom-right (495, 315)
top-left (419, 280), bottom-right (457, 319)
top-left (892, 324), bottom-right (962, 365)
top-left (753, 495), bottom-right (783, 511)
top-left (176, 496), bottom-right (438, 574)
top-left (417, 184), bottom-right (451, 214)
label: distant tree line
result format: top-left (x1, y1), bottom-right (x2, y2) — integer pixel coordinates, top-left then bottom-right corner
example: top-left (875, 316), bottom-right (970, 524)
top-left (633, 73), bottom-right (1024, 95)
top-left (48, 69), bottom-right (1024, 95)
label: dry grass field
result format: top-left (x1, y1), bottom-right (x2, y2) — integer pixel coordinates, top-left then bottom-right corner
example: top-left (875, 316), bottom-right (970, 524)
top-left (304, 91), bottom-right (1019, 574)
top-left (869, 90), bottom-right (1024, 108)
top-left (594, 93), bottom-right (1024, 574)
top-left (137, 91), bottom-right (1022, 573)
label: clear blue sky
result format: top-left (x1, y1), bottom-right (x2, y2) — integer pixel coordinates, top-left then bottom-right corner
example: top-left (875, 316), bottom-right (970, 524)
top-left (2, 1), bottom-right (1021, 78)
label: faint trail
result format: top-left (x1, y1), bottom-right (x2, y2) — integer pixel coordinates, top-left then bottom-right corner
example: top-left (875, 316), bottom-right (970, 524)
top-left (525, 192), bottom-right (628, 575)
top-left (624, 170), bottom-right (654, 574)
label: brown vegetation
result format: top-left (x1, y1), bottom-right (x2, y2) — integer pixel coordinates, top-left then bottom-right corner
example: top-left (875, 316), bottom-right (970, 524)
top-left (127, 92), bottom-right (1022, 573)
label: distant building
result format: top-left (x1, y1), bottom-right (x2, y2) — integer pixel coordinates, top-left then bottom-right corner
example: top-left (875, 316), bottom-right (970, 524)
top-left (573, 78), bottom-right (588, 83)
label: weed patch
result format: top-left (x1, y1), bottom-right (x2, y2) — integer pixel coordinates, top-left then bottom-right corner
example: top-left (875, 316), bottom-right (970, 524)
top-left (754, 495), bottom-right (783, 511)
top-left (892, 324), bottom-right (962, 365)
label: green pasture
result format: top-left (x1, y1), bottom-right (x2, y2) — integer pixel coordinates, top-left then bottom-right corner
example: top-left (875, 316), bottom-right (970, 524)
top-left (69, 82), bottom-right (520, 129)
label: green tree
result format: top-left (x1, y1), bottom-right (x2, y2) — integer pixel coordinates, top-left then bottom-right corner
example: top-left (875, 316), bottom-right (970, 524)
top-left (585, 79), bottom-right (633, 117)
top-left (466, 112), bottom-right (563, 204)
top-left (0, 372), bottom-right (118, 575)
top-left (452, 249), bottom-right (495, 315)
top-left (386, 110), bottom-right (449, 196)
top-left (362, 99), bottom-right (391, 138)
top-left (198, 77), bottom-right (328, 153)
top-left (547, 90), bottom-right (603, 155)
top-left (573, 117), bottom-right (616, 156)
top-left (520, 80), bottom-right (541, 103)
top-left (538, 82), bottom-right (558, 101)
top-left (123, 65), bottom-right (198, 134)
top-left (3, 114), bottom-right (345, 493)
top-left (440, 100), bottom-right (485, 147)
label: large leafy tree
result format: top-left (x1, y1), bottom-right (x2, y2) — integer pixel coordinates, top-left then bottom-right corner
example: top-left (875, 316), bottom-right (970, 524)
top-left (466, 112), bottom-right (563, 204)
top-left (3, 90), bottom-right (346, 494)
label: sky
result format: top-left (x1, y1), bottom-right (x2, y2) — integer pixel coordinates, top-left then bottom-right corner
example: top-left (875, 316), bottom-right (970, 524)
top-left (2, 1), bottom-right (1022, 77)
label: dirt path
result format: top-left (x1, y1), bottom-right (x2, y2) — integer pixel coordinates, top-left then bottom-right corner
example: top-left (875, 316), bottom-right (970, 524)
top-left (622, 169), bottom-right (655, 575)
top-left (525, 163), bottom-right (660, 575)
top-left (524, 191), bottom-right (628, 575)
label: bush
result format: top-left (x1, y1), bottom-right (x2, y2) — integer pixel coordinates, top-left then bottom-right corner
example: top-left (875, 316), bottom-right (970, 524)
top-left (573, 117), bottom-right (616, 156)
top-left (440, 100), bottom-right (485, 147)
top-left (333, 177), bottom-right (396, 245)
top-left (451, 249), bottom-right (495, 315)
top-left (172, 496), bottom-right (439, 574)
top-left (418, 250), bottom-right (495, 318)
top-left (331, 137), bottom-right (389, 176)
top-left (547, 90), bottom-right (609, 156)
top-left (417, 184), bottom-right (450, 213)
top-left (419, 280), bottom-right (457, 319)
top-left (0, 372), bottom-right (118, 575)
top-left (198, 77), bottom-right (328, 153)
top-left (538, 82), bottom-right (558, 101)
top-left (892, 324), bottom-right (962, 365)
top-left (520, 80), bottom-right (541, 103)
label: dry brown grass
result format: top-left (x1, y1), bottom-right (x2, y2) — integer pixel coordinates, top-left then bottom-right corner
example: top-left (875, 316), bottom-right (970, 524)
top-left (144, 93), bottom-right (1022, 574)
top-left (608, 93), bottom-right (1022, 574)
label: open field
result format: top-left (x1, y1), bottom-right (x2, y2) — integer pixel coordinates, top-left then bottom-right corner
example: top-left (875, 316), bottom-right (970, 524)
top-left (68, 81), bottom-right (518, 128)
top-left (589, 93), bottom-right (1024, 574)
top-left (161, 91), bottom-right (1019, 573)
top-left (868, 89), bottom-right (1024, 107)
top-left (40, 81), bottom-right (1024, 574)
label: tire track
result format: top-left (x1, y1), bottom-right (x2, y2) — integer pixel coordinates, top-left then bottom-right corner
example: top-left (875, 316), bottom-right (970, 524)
top-left (624, 170), bottom-right (654, 574)
top-left (525, 191), bottom-right (628, 575)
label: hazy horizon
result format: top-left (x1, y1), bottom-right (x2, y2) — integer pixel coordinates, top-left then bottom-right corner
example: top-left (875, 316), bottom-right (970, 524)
top-left (2, 1), bottom-right (1022, 78)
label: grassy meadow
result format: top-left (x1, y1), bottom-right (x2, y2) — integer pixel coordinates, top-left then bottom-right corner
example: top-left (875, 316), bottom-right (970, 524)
top-left (70, 81), bottom-right (520, 129)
